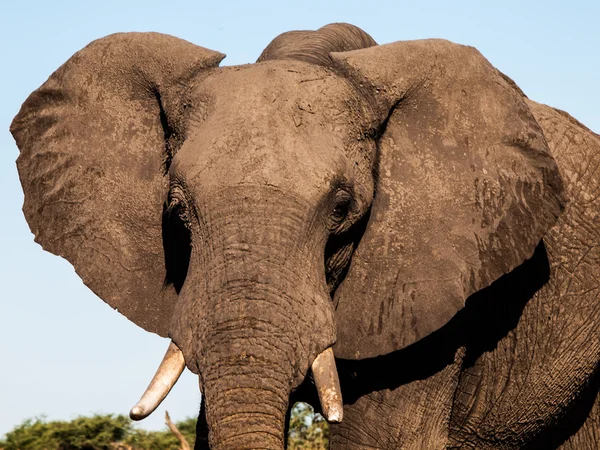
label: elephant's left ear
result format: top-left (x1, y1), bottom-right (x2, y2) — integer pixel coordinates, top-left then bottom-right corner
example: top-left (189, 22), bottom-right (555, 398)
top-left (330, 40), bottom-right (565, 359)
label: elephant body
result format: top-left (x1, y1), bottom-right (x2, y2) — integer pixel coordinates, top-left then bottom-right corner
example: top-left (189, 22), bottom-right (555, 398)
top-left (11, 24), bottom-right (599, 449)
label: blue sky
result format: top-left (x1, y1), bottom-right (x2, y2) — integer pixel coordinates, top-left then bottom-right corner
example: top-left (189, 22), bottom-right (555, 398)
top-left (1, 0), bottom-right (598, 438)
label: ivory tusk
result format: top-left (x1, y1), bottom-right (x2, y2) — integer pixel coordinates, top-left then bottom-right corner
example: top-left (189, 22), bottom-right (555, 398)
top-left (129, 341), bottom-right (186, 421)
top-left (311, 347), bottom-right (343, 423)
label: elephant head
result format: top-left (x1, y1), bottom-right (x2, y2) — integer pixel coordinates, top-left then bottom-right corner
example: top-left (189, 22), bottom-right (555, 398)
top-left (11, 24), bottom-right (564, 449)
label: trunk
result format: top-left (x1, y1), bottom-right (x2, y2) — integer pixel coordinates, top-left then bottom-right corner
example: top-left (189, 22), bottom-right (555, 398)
top-left (203, 357), bottom-right (290, 449)
top-left (196, 285), bottom-right (304, 450)
top-left (170, 189), bottom-right (337, 449)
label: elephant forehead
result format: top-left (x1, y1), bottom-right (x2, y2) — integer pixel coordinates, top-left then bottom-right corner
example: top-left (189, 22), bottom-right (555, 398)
top-left (175, 61), bottom-right (364, 201)
top-left (176, 119), bottom-right (351, 203)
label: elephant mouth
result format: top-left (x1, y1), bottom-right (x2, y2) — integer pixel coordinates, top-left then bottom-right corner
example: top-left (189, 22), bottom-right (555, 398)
top-left (128, 340), bottom-right (343, 422)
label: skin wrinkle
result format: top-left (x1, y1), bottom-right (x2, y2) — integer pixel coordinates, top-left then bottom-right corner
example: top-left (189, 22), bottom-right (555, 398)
top-left (204, 332), bottom-right (295, 364)
top-left (204, 359), bottom-right (291, 378)
top-left (210, 400), bottom-right (287, 419)
top-left (205, 339), bottom-right (297, 374)
top-left (211, 389), bottom-right (287, 410)
top-left (193, 193), bottom-right (322, 264)
top-left (218, 431), bottom-right (282, 449)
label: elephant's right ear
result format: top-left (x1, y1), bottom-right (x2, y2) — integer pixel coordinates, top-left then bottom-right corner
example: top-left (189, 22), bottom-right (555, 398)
top-left (330, 40), bottom-right (565, 359)
top-left (11, 33), bottom-right (224, 337)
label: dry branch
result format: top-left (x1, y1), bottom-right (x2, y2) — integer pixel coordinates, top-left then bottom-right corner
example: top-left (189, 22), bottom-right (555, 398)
top-left (165, 411), bottom-right (191, 450)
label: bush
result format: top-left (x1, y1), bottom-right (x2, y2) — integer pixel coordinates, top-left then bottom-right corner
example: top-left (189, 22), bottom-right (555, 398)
top-left (0, 415), bottom-right (195, 450)
top-left (287, 403), bottom-right (329, 450)
top-left (0, 403), bottom-right (327, 449)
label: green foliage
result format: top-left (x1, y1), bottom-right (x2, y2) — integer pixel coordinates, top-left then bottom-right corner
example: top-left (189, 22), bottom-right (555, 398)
top-left (0, 415), bottom-right (129, 450)
top-left (0, 415), bottom-right (195, 450)
top-left (0, 405), bottom-right (325, 449)
top-left (287, 403), bottom-right (329, 450)
top-left (121, 428), bottom-right (182, 450)
top-left (123, 417), bottom-right (196, 450)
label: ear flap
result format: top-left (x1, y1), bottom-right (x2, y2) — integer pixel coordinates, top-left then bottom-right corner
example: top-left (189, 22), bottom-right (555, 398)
top-left (11, 33), bottom-right (224, 337)
top-left (330, 40), bottom-right (565, 359)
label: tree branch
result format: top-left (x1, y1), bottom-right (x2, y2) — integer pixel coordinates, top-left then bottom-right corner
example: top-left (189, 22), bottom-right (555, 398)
top-left (165, 411), bottom-right (191, 450)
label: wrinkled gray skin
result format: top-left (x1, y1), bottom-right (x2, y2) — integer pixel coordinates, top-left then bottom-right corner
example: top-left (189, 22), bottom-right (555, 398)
top-left (11, 23), bottom-right (599, 449)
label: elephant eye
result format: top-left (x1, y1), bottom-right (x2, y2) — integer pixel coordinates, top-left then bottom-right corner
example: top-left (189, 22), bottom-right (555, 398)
top-left (163, 187), bottom-right (192, 295)
top-left (331, 192), bottom-right (352, 225)
top-left (332, 202), bottom-right (350, 221)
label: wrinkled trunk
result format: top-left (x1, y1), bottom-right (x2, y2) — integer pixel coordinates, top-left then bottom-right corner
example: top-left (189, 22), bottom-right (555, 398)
top-left (171, 189), bottom-right (336, 449)
top-left (195, 274), bottom-right (324, 449)
top-left (199, 286), bottom-right (300, 450)
top-left (203, 351), bottom-right (291, 449)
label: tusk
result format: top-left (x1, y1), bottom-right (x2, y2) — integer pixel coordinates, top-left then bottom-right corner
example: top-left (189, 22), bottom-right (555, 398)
top-left (129, 341), bottom-right (185, 421)
top-left (311, 347), bottom-right (343, 423)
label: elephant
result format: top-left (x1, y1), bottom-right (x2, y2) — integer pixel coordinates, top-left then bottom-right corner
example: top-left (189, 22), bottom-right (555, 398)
top-left (10, 22), bottom-right (600, 449)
